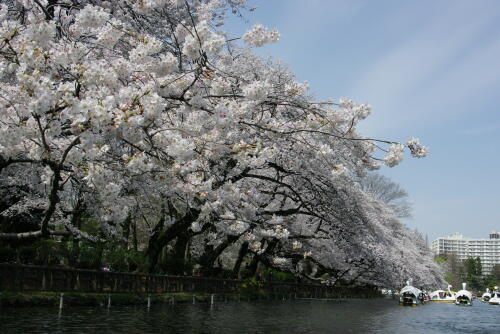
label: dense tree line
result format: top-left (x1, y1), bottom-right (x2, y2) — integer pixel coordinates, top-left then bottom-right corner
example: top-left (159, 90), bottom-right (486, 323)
top-left (435, 254), bottom-right (500, 292)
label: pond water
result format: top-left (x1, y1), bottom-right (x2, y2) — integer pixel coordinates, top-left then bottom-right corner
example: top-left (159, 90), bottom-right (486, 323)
top-left (1, 297), bottom-right (498, 333)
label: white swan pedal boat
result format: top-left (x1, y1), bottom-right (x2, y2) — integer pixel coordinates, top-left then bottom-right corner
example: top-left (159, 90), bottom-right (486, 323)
top-left (399, 281), bottom-right (422, 306)
top-left (482, 288), bottom-right (492, 302)
top-left (430, 285), bottom-right (455, 303)
top-left (455, 283), bottom-right (472, 306)
top-left (489, 290), bottom-right (500, 305)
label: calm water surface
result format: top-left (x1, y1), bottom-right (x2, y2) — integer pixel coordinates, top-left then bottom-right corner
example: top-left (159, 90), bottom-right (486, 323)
top-left (1, 298), bottom-right (499, 333)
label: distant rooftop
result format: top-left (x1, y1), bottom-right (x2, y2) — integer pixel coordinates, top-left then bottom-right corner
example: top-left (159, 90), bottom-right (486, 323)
top-left (437, 231), bottom-right (500, 240)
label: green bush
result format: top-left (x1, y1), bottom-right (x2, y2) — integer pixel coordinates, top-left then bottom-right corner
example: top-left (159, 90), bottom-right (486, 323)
top-left (33, 240), bottom-right (64, 265)
top-left (126, 250), bottom-right (148, 273)
top-left (240, 278), bottom-right (261, 293)
top-left (262, 269), bottom-right (295, 282)
top-left (0, 247), bottom-right (16, 262)
top-left (157, 252), bottom-right (195, 275)
top-left (100, 245), bottom-right (149, 273)
top-left (78, 241), bottom-right (103, 269)
top-left (61, 240), bottom-right (80, 266)
top-left (104, 247), bottom-right (129, 272)
top-left (18, 246), bottom-right (37, 264)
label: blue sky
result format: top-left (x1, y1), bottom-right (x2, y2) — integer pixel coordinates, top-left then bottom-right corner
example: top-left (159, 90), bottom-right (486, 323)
top-left (225, 0), bottom-right (500, 241)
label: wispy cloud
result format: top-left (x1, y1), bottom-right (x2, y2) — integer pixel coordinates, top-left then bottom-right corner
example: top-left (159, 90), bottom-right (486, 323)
top-left (352, 2), bottom-right (500, 134)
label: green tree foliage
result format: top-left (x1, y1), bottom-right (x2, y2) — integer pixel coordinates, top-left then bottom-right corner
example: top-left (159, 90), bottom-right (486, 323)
top-left (464, 257), bottom-right (482, 291)
top-left (436, 254), bottom-right (496, 292)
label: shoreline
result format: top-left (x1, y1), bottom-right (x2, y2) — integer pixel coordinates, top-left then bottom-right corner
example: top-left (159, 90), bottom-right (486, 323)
top-left (0, 291), bottom-right (237, 308)
top-left (0, 291), bottom-right (359, 308)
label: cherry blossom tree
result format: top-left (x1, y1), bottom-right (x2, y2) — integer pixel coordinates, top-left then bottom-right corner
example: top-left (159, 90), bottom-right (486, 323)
top-left (0, 0), bottom-right (437, 287)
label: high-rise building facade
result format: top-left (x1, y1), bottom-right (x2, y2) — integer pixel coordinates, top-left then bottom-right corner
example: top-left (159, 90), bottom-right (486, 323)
top-left (431, 231), bottom-right (500, 275)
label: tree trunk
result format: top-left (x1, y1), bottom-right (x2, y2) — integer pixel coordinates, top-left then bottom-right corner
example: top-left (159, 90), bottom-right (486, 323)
top-left (232, 241), bottom-right (249, 278)
top-left (121, 213), bottom-right (132, 249)
top-left (146, 215), bottom-right (166, 273)
top-left (199, 234), bottom-right (240, 276)
top-left (246, 253), bottom-right (260, 278)
top-left (246, 239), bottom-right (279, 278)
top-left (132, 218), bottom-right (138, 251)
top-left (146, 208), bottom-right (200, 273)
top-left (170, 232), bottom-right (190, 275)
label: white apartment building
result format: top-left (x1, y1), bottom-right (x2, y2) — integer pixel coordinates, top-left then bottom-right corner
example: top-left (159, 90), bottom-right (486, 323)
top-left (431, 231), bottom-right (500, 275)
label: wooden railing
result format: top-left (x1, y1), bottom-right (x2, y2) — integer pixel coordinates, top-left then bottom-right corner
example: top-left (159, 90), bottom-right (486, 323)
top-left (0, 263), bottom-right (379, 297)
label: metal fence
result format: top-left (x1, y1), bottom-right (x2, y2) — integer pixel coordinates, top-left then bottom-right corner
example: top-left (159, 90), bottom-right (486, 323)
top-left (0, 263), bottom-right (378, 297)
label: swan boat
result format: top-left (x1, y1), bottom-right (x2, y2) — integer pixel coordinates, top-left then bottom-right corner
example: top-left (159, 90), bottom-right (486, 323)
top-left (482, 288), bottom-right (492, 302)
top-left (430, 285), bottom-right (456, 303)
top-left (455, 283), bottom-right (473, 306)
top-left (488, 287), bottom-right (500, 305)
top-left (399, 280), bottom-right (422, 306)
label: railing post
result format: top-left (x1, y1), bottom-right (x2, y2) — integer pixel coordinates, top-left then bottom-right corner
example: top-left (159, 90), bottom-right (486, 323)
top-left (59, 293), bottom-right (64, 309)
top-left (49, 269), bottom-right (53, 291)
top-left (42, 270), bottom-right (46, 290)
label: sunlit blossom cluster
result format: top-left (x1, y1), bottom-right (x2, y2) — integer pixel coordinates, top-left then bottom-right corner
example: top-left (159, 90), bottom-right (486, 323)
top-left (242, 24), bottom-right (279, 47)
top-left (384, 143), bottom-right (405, 167)
top-left (406, 137), bottom-right (428, 158)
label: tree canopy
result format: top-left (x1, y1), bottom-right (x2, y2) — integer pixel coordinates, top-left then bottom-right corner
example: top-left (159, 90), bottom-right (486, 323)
top-left (0, 0), bottom-right (440, 289)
